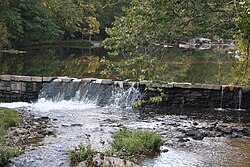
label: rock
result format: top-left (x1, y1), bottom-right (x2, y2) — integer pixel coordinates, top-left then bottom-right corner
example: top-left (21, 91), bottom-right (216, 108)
top-left (242, 128), bottom-right (250, 136)
top-left (192, 133), bottom-right (204, 140)
top-left (193, 122), bottom-right (198, 126)
top-left (71, 124), bottom-right (83, 127)
top-left (16, 128), bottom-right (29, 135)
top-left (161, 148), bottom-right (169, 153)
top-left (185, 129), bottom-right (204, 140)
top-left (217, 126), bottom-right (232, 134)
top-left (77, 154), bottom-right (140, 167)
top-left (178, 138), bottom-right (190, 142)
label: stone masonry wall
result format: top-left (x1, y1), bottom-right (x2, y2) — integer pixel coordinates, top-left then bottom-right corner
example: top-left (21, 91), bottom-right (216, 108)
top-left (145, 83), bottom-right (250, 109)
top-left (0, 75), bottom-right (54, 102)
top-left (0, 75), bottom-right (250, 109)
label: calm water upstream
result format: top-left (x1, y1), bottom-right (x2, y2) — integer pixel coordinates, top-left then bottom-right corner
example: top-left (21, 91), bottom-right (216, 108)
top-left (0, 45), bottom-right (237, 84)
top-left (1, 45), bottom-right (249, 166)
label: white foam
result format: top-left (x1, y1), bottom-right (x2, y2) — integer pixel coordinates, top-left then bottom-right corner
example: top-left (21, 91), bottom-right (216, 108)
top-left (30, 98), bottom-right (97, 111)
top-left (0, 99), bottom-right (97, 112)
top-left (0, 102), bottom-right (31, 109)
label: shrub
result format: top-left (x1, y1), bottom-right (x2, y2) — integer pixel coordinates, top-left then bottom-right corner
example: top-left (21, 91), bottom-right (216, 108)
top-left (0, 107), bottom-right (21, 129)
top-left (111, 129), bottom-right (164, 155)
top-left (0, 107), bottom-right (22, 166)
top-left (69, 145), bottom-right (96, 165)
top-left (0, 146), bottom-right (20, 166)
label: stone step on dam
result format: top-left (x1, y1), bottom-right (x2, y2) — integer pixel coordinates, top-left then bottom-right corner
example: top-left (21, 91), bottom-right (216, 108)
top-left (0, 75), bottom-right (249, 109)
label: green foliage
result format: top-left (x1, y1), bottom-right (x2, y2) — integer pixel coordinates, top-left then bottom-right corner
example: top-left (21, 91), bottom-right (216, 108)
top-left (103, 0), bottom-right (250, 84)
top-left (0, 146), bottom-right (20, 166)
top-left (0, 107), bottom-right (22, 166)
top-left (69, 145), bottom-right (96, 165)
top-left (19, 0), bottom-right (61, 42)
top-left (111, 128), bottom-right (163, 154)
top-left (0, 107), bottom-right (21, 129)
top-left (0, 0), bottom-right (128, 44)
top-left (0, 22), bottom-right (9, 45)
top-left (131, 100), bottom-right (146, 108)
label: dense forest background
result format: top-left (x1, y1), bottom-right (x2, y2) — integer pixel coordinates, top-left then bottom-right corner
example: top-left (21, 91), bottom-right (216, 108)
top-left (0, 0), bottom-right (130, 46)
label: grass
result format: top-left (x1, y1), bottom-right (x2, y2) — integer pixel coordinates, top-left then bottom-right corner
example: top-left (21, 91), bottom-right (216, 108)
top-left (0, 146), bottom-right (21, 165)
top-left (111, 128), bottom-right (164, 155)
top-left (69, 145), bottom-right (96, 165)
top-left (0, 107), bottom-right (21, 129)
top-left (0, 107), bottom-right (22, 166)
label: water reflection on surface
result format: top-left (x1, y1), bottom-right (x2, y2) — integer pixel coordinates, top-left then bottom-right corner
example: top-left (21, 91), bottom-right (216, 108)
top-left (0, 45), bottom-right (239, 84)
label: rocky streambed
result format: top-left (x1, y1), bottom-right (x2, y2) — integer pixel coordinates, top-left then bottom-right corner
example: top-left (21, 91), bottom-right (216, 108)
top-left (4, 108), bottom-right (53, 153)
top-left (1, 102), bottom-right (250, 167)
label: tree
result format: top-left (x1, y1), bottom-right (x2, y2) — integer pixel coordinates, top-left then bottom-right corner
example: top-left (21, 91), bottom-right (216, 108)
top-left (82, 16), bottom-right (100, 41)
top-left (103, 0), bottom-right (250, 84)
top-left (19, 0), bottom-right (61, 42)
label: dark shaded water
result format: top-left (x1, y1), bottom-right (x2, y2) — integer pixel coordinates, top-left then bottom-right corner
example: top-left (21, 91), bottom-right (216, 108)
top-left (0, 45), bottom-right (237, 84)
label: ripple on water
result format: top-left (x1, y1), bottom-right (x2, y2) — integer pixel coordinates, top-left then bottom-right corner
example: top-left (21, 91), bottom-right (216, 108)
top-left (1, 102), bottom-right (250, 167)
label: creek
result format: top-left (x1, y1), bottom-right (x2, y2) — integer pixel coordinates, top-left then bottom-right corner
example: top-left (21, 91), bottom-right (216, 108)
top-left (0, 80), bottom-right (249, 167)
top-left (1, 45), bottom-right (249, 166)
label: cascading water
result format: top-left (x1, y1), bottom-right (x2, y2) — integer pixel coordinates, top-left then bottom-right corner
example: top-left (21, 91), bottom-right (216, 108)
top-left (38, 79), bottom-right (141, 108)
top-left (219, 85), bottom-right (226, 110)
top-left (1, 79), bottom-right (249, 167)
top-left (238, 88), bottom-right (242, 110)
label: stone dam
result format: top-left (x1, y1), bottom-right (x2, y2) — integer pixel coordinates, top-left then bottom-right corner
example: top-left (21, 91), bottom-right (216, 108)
top-left (0, 75), bottom-right (249, 109)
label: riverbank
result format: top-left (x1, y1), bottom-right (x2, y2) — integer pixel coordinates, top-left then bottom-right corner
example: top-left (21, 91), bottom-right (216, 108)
top-left (0, 107), bottom-right (52, 166)
top-left (0, 102), bottom-right (250, 166)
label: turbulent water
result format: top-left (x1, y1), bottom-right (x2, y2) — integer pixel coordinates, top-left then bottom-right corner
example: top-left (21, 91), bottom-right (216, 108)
top-left (1, 80), bottom-right (250, 167)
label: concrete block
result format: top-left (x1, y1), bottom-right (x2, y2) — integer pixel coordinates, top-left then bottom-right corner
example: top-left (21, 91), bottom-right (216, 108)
top-left (82, 78), bottom-right (97, 83)
top-left (61, 78), bottom-right (73, 83)
top-left (202, 84), bottom-right (221, 90)
top-left (101, 79), bottom-right (113, 85)
top-left (23, 76), bottom-right (32, 82)
top-left (162, 83), bottom-right (174, 88)
top-left (0, 75), bottom-right (11, 81)
top-left (21, 82), bottom-right (26, 92)
top-left (12, 75), bottom-right (23, 81)
top-left (31, 76), bottom-right (43, 82)
top-left (42, 77), bottom-right (55, 82)
top-left (139, 80), bottom-right (148, 86)
top-left (174, 83), bottom-right (192, 88)
top-left (16, 82), bottom-right (22, 91)
top-left (192, 83), bottom-right (203, 89)
top-left (11, 83), bottom-right (17, 91)
top-left (151, 83), bottom-right (161, 88)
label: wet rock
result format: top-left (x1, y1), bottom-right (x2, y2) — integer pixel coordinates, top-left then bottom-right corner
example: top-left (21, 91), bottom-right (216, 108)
top-left (178, 138), bottom-right (190, 142)
top-left (242, 128), bottom-right (250, 136)
top-left (77, 154), bottom-right (140, 167)
top-left (217, 126), bottom-right (232, 134)
top-left (193, 122), bottom-right (198, 126)
top-left (16, 128), bottom-right (29, 135)
top-left (4, 109), bottom-right (52, 150)
top-left (184, 129), bottom-right (204, 140)
top-left (71, 123), bottom-right (83, 127)
top-left (192, 133), bottom-right (204, 140)
top-left (161, 148), bottom-right (169, 153)
top-left (41, 116), bottom-right (49, 120)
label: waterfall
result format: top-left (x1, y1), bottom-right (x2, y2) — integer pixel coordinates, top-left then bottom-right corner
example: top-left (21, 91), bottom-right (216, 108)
top-left (38, 79), bottom-right (141, 108)
top-left (219, 85), bottom-right (226, 110)
top-left (238, 89), bottom-right (242, 110)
